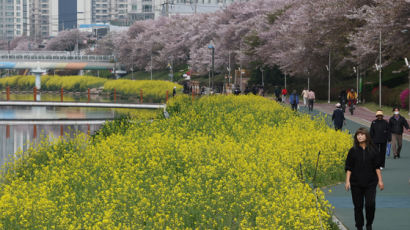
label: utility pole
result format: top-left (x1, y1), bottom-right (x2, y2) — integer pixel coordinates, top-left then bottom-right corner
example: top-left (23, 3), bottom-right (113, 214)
top-left (405, 57), bottom-right (410, 116)
top-left (328, 50), bottom-right (331, 103)
top-left (150, 53), bottom-right (153, 80)
top-left (379, 31), bottom-right (382, 108)
top-left (228, 50), bottom-right (231, 86)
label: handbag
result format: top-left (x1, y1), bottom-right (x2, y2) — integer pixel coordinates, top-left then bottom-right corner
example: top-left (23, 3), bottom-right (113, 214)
top-left (386, 143), bottom-right (391, 156)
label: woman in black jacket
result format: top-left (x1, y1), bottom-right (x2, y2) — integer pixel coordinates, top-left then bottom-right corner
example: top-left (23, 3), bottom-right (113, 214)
top-left (345, 127), bottom-right (384, 230)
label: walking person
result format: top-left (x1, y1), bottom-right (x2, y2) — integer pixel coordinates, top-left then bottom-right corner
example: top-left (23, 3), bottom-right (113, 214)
top-left (388, 107), bottom-right (410, 159)
top-left (289, 90), bottom-right (299, 111)
top-left (345, 127), bottom-right (384, 230)
top-left (301, 88), bottom-right (308, 106)
top-left (274, 86), bottom-right (281, 102)
top-left (332, 103), bottom-right (345, 131)
top-left (173, 86), bottom-right (177, 97)
top-left (307, 89), bottom-right (315, 112)
top-left (281, 88), bottom-right (288, 103)
top-left (370, 110), bottom-right (390, 169)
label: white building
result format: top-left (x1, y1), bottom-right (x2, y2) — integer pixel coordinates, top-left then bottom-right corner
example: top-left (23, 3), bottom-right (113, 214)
top-left (0, 0), bottom-right (59, 40)
top-left (77, 0), bottom-right (240, 25)
top-left (0, 0), bottom-right (31, 40)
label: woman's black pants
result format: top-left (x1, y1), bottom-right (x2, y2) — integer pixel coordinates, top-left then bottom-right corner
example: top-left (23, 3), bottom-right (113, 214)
top-left (351, 185), bottom-right (377, 230)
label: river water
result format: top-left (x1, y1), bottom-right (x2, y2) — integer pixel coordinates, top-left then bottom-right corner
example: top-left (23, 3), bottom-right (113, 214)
top-left (0, 92), bottom-right (137, 168)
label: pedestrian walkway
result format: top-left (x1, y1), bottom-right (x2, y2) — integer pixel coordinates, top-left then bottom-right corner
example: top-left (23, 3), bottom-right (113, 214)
top-left (307, 103), bottom-right (410, 230)
top-left (314, 103), bottom-right (410, 141)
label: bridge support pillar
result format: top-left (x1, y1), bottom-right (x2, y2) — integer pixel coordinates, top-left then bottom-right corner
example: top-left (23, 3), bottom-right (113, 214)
top-left (31, 66), bottom-right (47, 91)
top-left (35, 74), bottom-right (41, 90)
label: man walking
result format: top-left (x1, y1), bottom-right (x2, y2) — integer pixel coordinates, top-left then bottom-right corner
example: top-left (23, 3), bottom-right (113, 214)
top-left (307, 89), bottom-right (315, 112)
top-left (332, 103), bottom-right (345, 131)
top-left (388, 107), bottom-right (410, 159)
top-left (370, 110), bottom-right (390, 169)
top-left (289, 90), bottom-right (299, 111)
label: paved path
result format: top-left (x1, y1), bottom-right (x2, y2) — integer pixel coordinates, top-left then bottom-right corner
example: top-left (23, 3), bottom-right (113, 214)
top-left (302, 103), bottom-right (410, 230)
top-left (314, 103), bottom-right (410, 141)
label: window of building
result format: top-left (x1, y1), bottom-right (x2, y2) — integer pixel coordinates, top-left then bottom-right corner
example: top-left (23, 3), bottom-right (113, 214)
top-left (132, 5), bottom-right (137, 10)
top-left (143, 5), bottom-right (152, 12)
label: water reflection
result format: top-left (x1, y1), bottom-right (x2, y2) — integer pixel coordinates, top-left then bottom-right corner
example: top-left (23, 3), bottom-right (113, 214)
top-left (0, 124), bottom-right (102, 167)
top-left (0, 92), bottom-right (143, 168)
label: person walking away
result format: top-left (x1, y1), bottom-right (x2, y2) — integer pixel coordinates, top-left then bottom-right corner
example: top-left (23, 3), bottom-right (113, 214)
top-left (370, 110), bottom-right (390, 169)
top-left (347, 89), bottom-right (357, 109)
top-left (388, 107), bottom-right (410, 159)
top-left (289, 90), bottom-right (299, 111)
top-left (173, 86), bottom-right (177, 97)
top-left (339, 90), bottom-right (347, 112)
top-left (307, 89), bottom-right (315, 112)
top-left (281, 88), bottom-right (288, 103)
top-left (332, 103), bottom-right (345, 131)
top-left (301, 88), bottom-right (308, 106)
top-left (274, 86), bottom-right (281, 102)
top-left (345, 127), bottom-right (384, 230)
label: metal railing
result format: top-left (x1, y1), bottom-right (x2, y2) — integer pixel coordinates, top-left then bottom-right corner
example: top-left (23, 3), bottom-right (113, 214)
top-left (0, 51), bottom-right (115, 63)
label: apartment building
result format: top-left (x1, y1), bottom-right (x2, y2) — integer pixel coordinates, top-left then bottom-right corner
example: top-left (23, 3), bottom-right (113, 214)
top-left (0, 0), bottom-right (31, 40)
top-left (0, 0), bottom-right (60, 40)
top-left (79, 0), bottom-right (239, 25)
top-left (30, 0), bottom-right (59, 39)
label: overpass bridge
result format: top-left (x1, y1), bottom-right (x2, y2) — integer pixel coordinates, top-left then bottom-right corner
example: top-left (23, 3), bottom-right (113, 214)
top-left (0, 51), bottom-right (116, 70)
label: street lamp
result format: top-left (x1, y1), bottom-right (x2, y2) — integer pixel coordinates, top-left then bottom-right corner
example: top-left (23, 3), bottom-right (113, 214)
top-left (353, 66), bottom-right (359, 103)
top-left (208, 41), bottom-right (215, 91)
top-left (377, 31), bottom-right (382, 108)
top-left (327, 50), bottom-right (331, 104)
top-left (405, 57), bottom-right (410, 116)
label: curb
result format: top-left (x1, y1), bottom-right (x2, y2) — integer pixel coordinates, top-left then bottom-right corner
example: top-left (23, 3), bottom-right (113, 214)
top-left (332, 215), bottom-right (348, 230)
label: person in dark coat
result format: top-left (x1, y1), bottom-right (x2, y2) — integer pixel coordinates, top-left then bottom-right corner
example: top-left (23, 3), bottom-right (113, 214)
top-left (172, 86), bottom-right (177, 97)
top-left (370, 110), bottom-right (391, 169)
top-left (345, 127), bottom-right (384, 230)
top-left (274, 86), bottom-right (281, 101)
top-left (388, 107), bottom-right (410, 159)
top-left (289, 90), bottom-right (299, 111)
top-left (332, 103), bottom-right (345, 131)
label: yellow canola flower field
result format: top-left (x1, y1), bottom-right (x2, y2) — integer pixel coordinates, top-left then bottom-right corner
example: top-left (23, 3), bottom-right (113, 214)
top-left (0, 75), bottom-right (182, 102)
top-left (103, 79), bottom-right (182, 101)
top-left (0, 95), bottom-right (351, 229)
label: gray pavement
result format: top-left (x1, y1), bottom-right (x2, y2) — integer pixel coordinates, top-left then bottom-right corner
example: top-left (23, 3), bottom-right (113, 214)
top-left (299, 104), bottom-right (410, 230)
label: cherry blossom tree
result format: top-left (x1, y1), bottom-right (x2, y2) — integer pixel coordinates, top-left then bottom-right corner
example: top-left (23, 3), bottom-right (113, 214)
top-left (46, 29), bottom-right (91, 51)
top-left (95, 0), bottom-right (409, 81)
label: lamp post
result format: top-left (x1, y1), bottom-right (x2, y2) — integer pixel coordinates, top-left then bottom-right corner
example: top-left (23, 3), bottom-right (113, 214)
top-left (150, 53), bottom-right (153, 80)
top-left (327, 50), bottom-right (331, 103)
top-left (228, 50), bottom-right (231, 86)
top-left (378, 31), bottom-right (382, 108)
top-left (208, 41), bottom-right (215, 91)
top-left (405, 57), bottom-right (410, 116)
top-left (353, 66), bottom-right (359, 103)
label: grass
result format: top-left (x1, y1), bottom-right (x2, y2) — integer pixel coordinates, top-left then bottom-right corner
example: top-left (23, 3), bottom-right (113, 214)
top-left (361, 102), bottom-right (410, 117)
top-left (122, 70), bottom-right (171, 80)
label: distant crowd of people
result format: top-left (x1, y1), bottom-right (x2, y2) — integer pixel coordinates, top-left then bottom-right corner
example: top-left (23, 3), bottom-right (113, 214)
top-left (273, 86), bottom-right (316, 112)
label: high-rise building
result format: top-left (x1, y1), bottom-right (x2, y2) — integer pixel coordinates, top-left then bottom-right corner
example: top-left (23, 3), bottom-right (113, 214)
top-left (76, 0), bottom-right (239, 26)
top-left (30, 0), bottom-right (59, 39)
top-left (0, 0), bottom-right (60, 40)
top-left (0, 0), bottom-right (31, 40)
